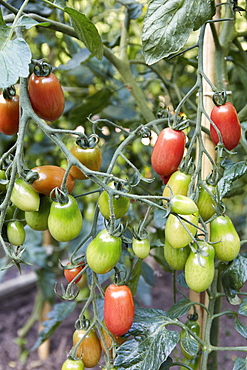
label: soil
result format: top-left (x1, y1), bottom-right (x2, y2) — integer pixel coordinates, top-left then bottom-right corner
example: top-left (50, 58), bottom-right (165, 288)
top-left (1, 265), bottom-right (247, 370)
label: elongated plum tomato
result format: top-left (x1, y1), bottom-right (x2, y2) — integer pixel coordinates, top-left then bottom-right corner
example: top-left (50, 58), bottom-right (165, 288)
top-left (10, 178), bottom-right (40, 212)
top-left (132, 238), bottom-right (150, 259)
top-left (98, 183), bottom-right (130, 219)
top-left (7, 220), bottom-right (26, 246)
top-left (197, 183), bottom-right (216, 222)
top-left (184, 241), bottom-right (215, 293)
top-left (151, 128), bottom-right (186, 177)
top-left (104, 284), bottom-right (135, 336)
top-left (180, 319), bottom-right (200, 359)
top-left (210, 102), bottom-right (242, 150)
top-left (162, 170), bottom-right (191, 201)
top-left (164, 239), bottom-right (190, 270)
top-left (28, 72), bottom-right (64, 121)
top-left (170, 195), bottom-right (198, 215)
top-left (86, 229), bottom-right (122, 274)
top-left (64, 261), bottom-right (85, 284)
top-left (69, 144), bottom-right (102, 180)
top-left (0, 170), bottom-right (7, 192)
top-left (48, 195), bottom-right (82, 242)
top-left (0, 93), bottom-right (19, 135)
top-left (73, 328), bottom-right (101, 368)
top-left (210, 215), bottom-right (240, 261)
top-left (61, 359), bottom-right (84, 370)
top-left (25, 196), bottom-right (51, 231)
top-left (31, 165), bottom-right (75, 196)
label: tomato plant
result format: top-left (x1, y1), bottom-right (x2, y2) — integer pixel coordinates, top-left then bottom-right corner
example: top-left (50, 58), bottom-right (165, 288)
top-left (0, 86), bottom-right (19, 136)
top-left (73, 327), bottom-right (101, 368)
top-left (104, 283), bottom-right (135, 336)
top-left (61, 359), bottom-right (84, 370)
top-left (151, 128), bottom-right (186, 177)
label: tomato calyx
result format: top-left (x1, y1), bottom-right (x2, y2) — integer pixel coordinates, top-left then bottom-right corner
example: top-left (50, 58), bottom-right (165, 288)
top-left (76, 134), bottom-right (100, 150)
top-left (50, 187), bottom-right (70, 204)
top-left (75, 317), bottom-right (91, 331)
top-left (212, 90), bottom-right (227, 107)
top-left (3, 85), bottom-right (17, 100)
top-left (31, 59), bottom-right (52, 77)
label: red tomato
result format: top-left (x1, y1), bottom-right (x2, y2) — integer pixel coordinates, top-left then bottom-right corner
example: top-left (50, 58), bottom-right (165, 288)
top-left (31, 165), bottom-right (75, 196)
top-left (0, 93), bottom-right (19, 135)
top-left (210, 102), bottom-right (242, 150)
top-left (104, 284), bottom-right (135, 336)
top-left (151, 128), bottom-right (186, 177)
top-left (28, 72), bottom-right (64, 121)
top-left (64, 262), bottom-right (85, 284)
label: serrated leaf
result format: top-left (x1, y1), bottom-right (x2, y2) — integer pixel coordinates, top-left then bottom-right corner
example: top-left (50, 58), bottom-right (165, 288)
top-left (17, 15), bottom-right (50, 29)
top-left (115, 308), bottom-right (179, 369)
top-left (233, 357), bottom-right (247, 370)
top-left (239, 298), bottom-right (247, 317)
top-left (64, 7), bottom-right (104, 60)
top-left (142, 0), bottom-right (215, 64)
top-left (217, 160), bottom-right (247, 199)
top-left (166, 298), bottom-right (192, 319)
top-left (234, 316), bottom-right (247, 338)
top-left (32, 301), bottom-right (77, 350)
top-left (222, 255), bottom-right (247, 303)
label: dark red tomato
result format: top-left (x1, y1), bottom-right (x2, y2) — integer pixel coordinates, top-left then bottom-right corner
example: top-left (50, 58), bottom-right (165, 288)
top-left (28, 72), bottom-right (64, 121)
top-left (151, 128), bottom-right (186, 177)
top-left (31, 165), bottom-right (75, 196)
top-left (0, 93), bottom-right (19, 135)
top-left (104, 284), bottom-right (134, 336)
top-left (210, 102), bottom-right (242, 150)
top-left (64, 261), bottom-right (85, 284)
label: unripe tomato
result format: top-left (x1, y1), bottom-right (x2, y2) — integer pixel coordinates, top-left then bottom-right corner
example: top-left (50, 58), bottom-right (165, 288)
top-left (64, 261), bottom-right (85, 284)
top-left (170, 195), bottom-right (198, 215)
top-left (210, 215), bottom-right (240, 262)
top-left (180, 319), bottom-right (200, 359)
top-left (210, 102), bottom-right (242, 150)
top-left (61, 359), bottom-right (84, 370)
top-left (25, 196), bottom-right (51, 231)
top-left (151, 128), bottom-right (186, 177)
top-left (165, 212), bottom-right (199, 249)
top-left (100, 320), bottom-right (126, 354)
top-left (162, 170), bottom-right (191, 201)
top-left (7, 220), bottom-right (25, 246)
top-left (104, 284), bottom-right (135, 336)
top-left (132, 238), bottom-right (150, 259)
top-left (197, 183), bottom-right (216, 222)
top-left (48, 195), bottom-right (82, 242)
top-left (0, 92), bottom-right (19, 135)
top-left (10, 178), bottom-right (40, 212)
top-left (70, 144), bottom-right (102, 180)
top-left (31, 165), bottom-right (75, 196)
top-left (86, 229), bottom-right (122, 274)
top-left (164, 239), bottom-right (190, 270)
top-left (73, 328), bottom-right (101, 368)
top-left (28, 72), bottom-right (64, 121)
top-left (0, 170), bottom-right (7, 192)
top-left (98, 184), bottom-right (130, 220)
top-left (184, 241), bottom-right (215, 293)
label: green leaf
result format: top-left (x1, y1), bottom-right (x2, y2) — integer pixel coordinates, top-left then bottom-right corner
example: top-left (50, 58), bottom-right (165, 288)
top-left (233, 357), bottom-right (247, 370)
top-left (118, 0), bottom-right (144, 19)
top-left (36, 269), bottom-right (56, 303)
top-left (166, 298), bottom-right (192, 319)
top-left (239, 298), bottom-right (247, 317)
top-left (64, 7), bottom-right (104, 60)
top-left (142, 0), bottom-right (215, 64)
top-left (32, 301), bottom-right (77, 350)
top-left (17, 15), bottom-right (50, 29)
top-left (128, 259), bottom-right (143, 295)
top-left (141, 261), bottom-right (155, 287)
top-left (0, 8), bottom-right (5, 26)
top-left (217, 160), bottom-right (247, 199)
top-left (115, 308), bottom-right (179, 369)
top-left (57, 49), bottom-right (91, 70)
top-left (222, 255), bottom-right (247, 304)
top-left (234, 316), bottom-right (247, 338)
top-left (180, 335), bottom-right (199, 357)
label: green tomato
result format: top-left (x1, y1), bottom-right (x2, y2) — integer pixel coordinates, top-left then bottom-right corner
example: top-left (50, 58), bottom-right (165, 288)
top-left (132, 238), bottom-right (150, 259)
top-left (210, 215), bottom-right (240, 262)
top-left (61, 359), bottom-right (84, 370)
top-left (25, 196), bottom-right (51, 231)
top-left (162, 170), bottom-right (191, 201)
top-left (164, 239), bottom-right (190, 270)
top-left (165, 212), bottom-right (199, 249)
top-left (10, 178), bottom-right (40, 212)
top-left (98, 183), bottom-right (130, 219)
top-left (170, 195), bottom-right (198, 215)
top-left (7, 220), bottom-right (25, 246)
top-left (180, 320), bottom-right (200, 359)
top-left (0, 169), bottom-right (7, 192)
top-left (184, 241), bottom-right (215, 293)
top-left (48, 195), bottom-right (82, 242)
top-left (197, 183), bottom-right (216, 221)
top-left (86, 229), bottom-right (122, 274)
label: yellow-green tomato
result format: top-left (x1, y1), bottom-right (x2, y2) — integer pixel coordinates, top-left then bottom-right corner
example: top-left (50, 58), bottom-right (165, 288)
top-left (25, 196), bottom-right (51, 231)
top-left (0, 170), bottom-right (7, 192)
top-left (170, 195), bottom-right (198, 215)
top-left (162, 171), bottom-right (191, 201)
top-left (98, 191), bottom-right (130, 220)
top-left (10, 178), bottom-right (40, 212)
top-left (61, 359), bottom-right (84, 370)
top-left (184, 241), bottom-right (215, 293)
top-left (7, 220), bottom-right (25, 246)
top-left (165, 212), bottom-right (199, 249)
top-left (197, 183), bottom-right (216, 221)
top-left (132, 238), bottom-right (150, 259)
top-left (210, 215), bottom-right (240, 262)
top-left (164, 239), bottom-right (190, 270)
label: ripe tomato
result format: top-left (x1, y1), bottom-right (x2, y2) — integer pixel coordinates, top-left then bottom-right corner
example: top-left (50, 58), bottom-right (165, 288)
top-left (98, 183), bottom-right (130, 220)
top-left (10, 178), bottom-right (40, 212)
top-left (180, 319), bottom-right (200, 359)
top-left (48, 195), bottom-right (82, 242)
top-left (73, 328), bottom-right (101, 368)
top-left (25, 196), bottom-right (51, 231)
top-left (28, 72), bottom-right (64, 121)
top-left (70, 144), bottom-right (102, 180)
top-left (162, 170), bottom-right (191, 201)
top-left (86, 229), bottom-right (122, 274)
top-left (100, 320), bottom-right (126, 354)
top-left (7, 220), bottom-right (26, 246)
top-left (197, 183), bottom-right (216, 222)
top-left (61, 359), bottom-right (84, 370)
top-left (184, 241), bottom-right (215, 293)
top-left (104, 284), bottom-right (135, 336)
top-left (31, 165), bottom-right (75, 196)
top-left (164, 239), bottom-right (190, 270)
top-left (151, 128), bottom-right (186, 177)
top-left (210, 215), bottom-right (240, 262)
top-left (210, 102), bottom-right (242, 150)
top-left (0, 88), bottom-right (19, 135)
top-left (64, 261), bottom-right (85, 284)
top-left (170, 195), bottom-right (198, 215)
top-left (165, 212), bottom-right (199, 249)
top-left (132, 238), bottom-right (150, 259)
